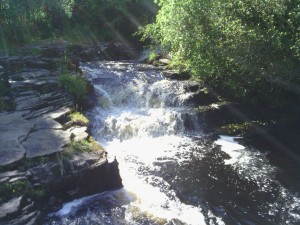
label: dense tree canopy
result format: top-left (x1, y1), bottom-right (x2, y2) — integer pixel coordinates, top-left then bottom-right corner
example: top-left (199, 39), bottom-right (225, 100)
top-left (144, 0), bottom-right (300, 106)
top-left (0, 0), bottom-right (156, 47)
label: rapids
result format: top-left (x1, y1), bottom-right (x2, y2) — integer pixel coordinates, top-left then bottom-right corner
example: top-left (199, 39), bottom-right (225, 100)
top-left (46, 61), bottom-right (300, 225)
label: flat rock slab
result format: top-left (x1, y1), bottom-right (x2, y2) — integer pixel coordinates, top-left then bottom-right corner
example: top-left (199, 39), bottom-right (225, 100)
top-left (0, 113), bottom-right (34, 167)
top-left (67, 127), bottom-right (89, 141)
top-left (43, 107), bottom-right (71, 120)
top-left (10, 69), bottom-right (51, 80)
top-left (8, 211), bottom-right (40, 225)
top-left (0, 140), bottom-right (26, 167)
top-left (15, 96), bottom-right (41, 111)
top-left (32, 117), bottom-right (63, 130)
top-left (0, 170), bottom-right (25, 179)
top-left (0, 196), bottom-right (23, 219)
top-left (0, 111), bottom-right (29, 125)
top-left (23, 130), bottom-right (70, 158)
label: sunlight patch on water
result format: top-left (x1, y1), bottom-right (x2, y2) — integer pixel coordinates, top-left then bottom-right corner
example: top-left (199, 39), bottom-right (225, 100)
top-left (102, 135), bottom-right (208, 225)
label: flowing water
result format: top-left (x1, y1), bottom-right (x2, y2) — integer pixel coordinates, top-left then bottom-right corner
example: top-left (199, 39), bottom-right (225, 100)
top-left (46, 61), bottom-right (300, 225)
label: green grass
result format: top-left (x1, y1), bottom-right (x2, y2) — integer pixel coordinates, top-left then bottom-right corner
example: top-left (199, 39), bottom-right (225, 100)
top-left (64, 137), bottom-right (105, 159)
top-left (148, 51), bottom-right (158, 63)
top-left (0, 73), bottom-right (14, 111)
top-left (17, 155), bottom-right (55, 172)
top-left (69, 111), bottom-right (89, 126)
top-left (57, 72), bottom-right (88, 103)
top-left (0, 180), bottom-right (46, 204)
top-left (220, 121), bottom-right (269, 135)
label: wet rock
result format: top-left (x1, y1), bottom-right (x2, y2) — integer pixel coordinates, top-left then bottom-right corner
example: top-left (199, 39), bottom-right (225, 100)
top-left (182, 113), bottom-right (196, 131)
top-left (0, 196), bottom-right (23, 220)
top-left (99, 42), bottom-right (137, 60)
top-left (28, 153), bottom-right (122, 205)
top-left (162, 70), bottom-right (191, 80)
top-left (8, 211), bottom-right (41, 225)
top-left (67, 44), bottom-right (103, 63)
top-left (158, 58), bottom-right (170, 65)
top-left (187, 89), bottom-right (218, 106)
top-left (48, 158), bottom-right (122, 202)
top-left (23, 130), bottom-right (70, 158)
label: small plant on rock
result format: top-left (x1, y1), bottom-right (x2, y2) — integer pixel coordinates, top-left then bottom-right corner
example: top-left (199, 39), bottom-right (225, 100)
top-left (57, 72), bottom-right (88, 103)
top-left (69, 111), bottom-right (89, 126)
top-left (63, 137), bottom-right (105, 158)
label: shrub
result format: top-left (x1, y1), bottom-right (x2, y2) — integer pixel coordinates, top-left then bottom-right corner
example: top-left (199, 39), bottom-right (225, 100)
top-left (148, 51), bottom-right (158, 63)
top-left (57, 72), bottom-right (88, 103)
top-left (143, 0), bottom-right (300, 106)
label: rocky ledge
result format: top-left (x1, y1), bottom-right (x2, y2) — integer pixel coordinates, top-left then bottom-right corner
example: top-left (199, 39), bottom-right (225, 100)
top-left (0, 41), bottom-right (129, 224)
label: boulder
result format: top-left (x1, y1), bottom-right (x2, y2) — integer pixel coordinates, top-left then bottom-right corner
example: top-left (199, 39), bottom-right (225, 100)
top-left (162, 70), bottom-right (191, 80)
top-left (29, 154), bottom-right (122, 205)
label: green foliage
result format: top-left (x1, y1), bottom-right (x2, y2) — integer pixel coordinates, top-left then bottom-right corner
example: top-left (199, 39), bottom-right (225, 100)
top-left (143, 0), bottom-right (300, 107)
top-left (0, 67), bottom-right (14, 111)
top-left (0, 180), bottom-right (46, 204)
top-left (17, 155), bottom-right (55, 172)
top-left (57, 72), bottom-right (88, 103)
top-left (148, 51), bottom-right (158, 63)
top-left (64, 137), bottom-right (104, 158)
top-left (69, 111), bottom-right (89, 126)
top-left (0, 0), bottom-right (157, 48)
top-left (0, 99), bottom-right (15, 111)
top-left (220, 121), bottom-right (269, 135)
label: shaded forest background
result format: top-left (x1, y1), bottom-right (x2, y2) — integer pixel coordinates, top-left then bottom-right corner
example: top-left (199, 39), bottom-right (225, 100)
top-left (0, 0), bottom-right (157, 47)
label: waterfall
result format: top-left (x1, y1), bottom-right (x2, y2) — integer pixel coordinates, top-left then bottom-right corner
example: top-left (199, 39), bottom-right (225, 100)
top-left (46, 61), bottom-right (300, 225)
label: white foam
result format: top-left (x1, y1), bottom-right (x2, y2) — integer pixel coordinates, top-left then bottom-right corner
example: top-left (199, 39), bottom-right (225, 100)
top-left (215, 135), bottom-right (245, 164)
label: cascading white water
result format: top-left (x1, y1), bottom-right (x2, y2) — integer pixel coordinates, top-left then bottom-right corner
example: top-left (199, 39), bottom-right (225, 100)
top-left (46, 61), bottom-right (300, 225)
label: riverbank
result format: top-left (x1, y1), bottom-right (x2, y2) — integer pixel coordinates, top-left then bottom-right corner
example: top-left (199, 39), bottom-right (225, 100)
top-left (0, 41), bottom-right (133, 224)
top-left (147, 55), bottom-right (300, 164)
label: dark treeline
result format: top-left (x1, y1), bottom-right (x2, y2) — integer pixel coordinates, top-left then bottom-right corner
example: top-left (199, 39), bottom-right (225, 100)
top-left (0, 0), bottom-right (157, 48)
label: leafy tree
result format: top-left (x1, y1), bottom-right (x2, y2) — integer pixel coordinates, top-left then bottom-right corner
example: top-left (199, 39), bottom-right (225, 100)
top-left (143, 0), bottom-right (300, 106)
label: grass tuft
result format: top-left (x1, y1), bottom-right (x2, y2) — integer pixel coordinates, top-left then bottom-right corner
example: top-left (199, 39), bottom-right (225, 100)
top-left (69, 111), bottom-right (89, 126)
top-left (63, 137), bottom-right (105, 158)
top-left (57, 72), bottom-right (88, 103)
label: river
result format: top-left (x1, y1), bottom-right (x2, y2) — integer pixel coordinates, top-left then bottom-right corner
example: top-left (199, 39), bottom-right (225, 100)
top-left (46, 61), bottom-right (300, 225)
